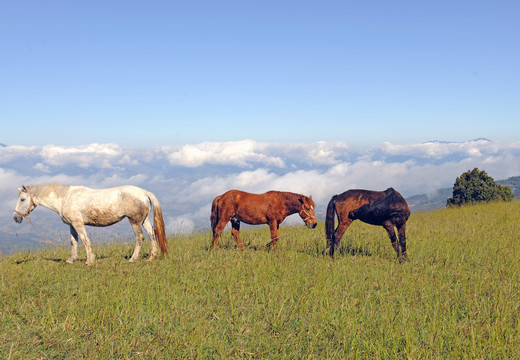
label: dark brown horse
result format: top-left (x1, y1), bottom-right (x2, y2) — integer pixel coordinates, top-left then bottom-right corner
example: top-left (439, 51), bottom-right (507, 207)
top-left (325, 187), bottom-right (410, 259)
top-left (211, 190), bottom-right (317, 249)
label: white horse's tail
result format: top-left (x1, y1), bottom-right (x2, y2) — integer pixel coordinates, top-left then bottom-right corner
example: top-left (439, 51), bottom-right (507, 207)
top-left (146, 191), bottom-right (168, 256)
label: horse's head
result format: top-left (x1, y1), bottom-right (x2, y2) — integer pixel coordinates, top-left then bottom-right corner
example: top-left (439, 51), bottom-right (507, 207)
top-left (298, 195), bottom-right (317, 229)
top-left (348, 208), bottom-right (360, 220)
top-left (13, 186), bottom-right (37, 223)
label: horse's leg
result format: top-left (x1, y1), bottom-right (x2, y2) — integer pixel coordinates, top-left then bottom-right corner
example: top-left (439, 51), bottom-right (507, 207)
top-left (212, 218), bottom-right (229, 248)
top-left (231, 218), bottom-right (246, 250)
top-left (383, 221), bottom-right (401, 258)
top-left (72, 223), bottom-right (96, 265)
top-left (397, 222), bottom-right (407, 261)
top-left (265, 221), bottom-right (280, 250)
top-left (329, 219), bottom-right (352, 256)
top-left (129, 220), bottom-right (145, 262)
top-left (66, 226), bottom-right (79, 264)
top-left (142, 215), bottom-right (159, 261)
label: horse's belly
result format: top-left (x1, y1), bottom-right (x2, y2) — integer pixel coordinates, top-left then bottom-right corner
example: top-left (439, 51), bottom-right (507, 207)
top-left (238, 217), bottom-right (267, 225)
top-left (235, 211), bottom-right (268, 225)
top-left (76, 207), bottom-right (127, 227)
top-left (84, 215), bottom-right (126, 227)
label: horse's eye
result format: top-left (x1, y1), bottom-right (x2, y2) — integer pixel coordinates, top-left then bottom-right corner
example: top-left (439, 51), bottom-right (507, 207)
top-left (21, 198), bottom-right (25, 202)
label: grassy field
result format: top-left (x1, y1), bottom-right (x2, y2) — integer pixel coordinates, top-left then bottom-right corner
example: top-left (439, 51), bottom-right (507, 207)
top-left (1, 201), bottom-right (519, 359)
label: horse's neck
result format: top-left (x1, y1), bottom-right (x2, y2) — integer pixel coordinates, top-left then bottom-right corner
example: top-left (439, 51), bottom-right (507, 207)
top-left (33, 194), bottom-right (62, 213)
top-left (283, 193), bottom-right (301, 215)
top-left (30, 186), bottom-right (67, 213)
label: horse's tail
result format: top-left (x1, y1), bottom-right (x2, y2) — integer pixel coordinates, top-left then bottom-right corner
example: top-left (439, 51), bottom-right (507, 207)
top-left (325, 195), bottom-right (338, 240)
top-left (146, 191), bottom-right (168, 256)
top-left (210, 196), bottom-right (221, 232)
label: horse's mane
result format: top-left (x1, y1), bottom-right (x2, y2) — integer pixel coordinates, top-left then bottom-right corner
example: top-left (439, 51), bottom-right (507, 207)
top-left (26, 183), bottom-right (70, 199)
top-left (280, 191), bottom-right (303, 201)
top-left (278, 191), bottom-right (307, 211)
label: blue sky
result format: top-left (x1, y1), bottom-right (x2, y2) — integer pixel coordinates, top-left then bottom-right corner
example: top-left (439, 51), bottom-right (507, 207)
top-left (1, 0), bottom-right (519, 146)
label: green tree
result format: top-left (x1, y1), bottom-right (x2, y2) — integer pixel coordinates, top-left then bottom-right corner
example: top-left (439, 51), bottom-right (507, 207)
top-left (447, 168), bottom-right (515, 206)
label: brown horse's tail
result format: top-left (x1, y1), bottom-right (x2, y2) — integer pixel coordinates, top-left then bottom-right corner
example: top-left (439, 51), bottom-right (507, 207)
top-left (325, 195), bottom-right (338, 240)
top-left (210, 196), bottom-right (221, 233)
top-left (146, 191), bottom-right (168, 256)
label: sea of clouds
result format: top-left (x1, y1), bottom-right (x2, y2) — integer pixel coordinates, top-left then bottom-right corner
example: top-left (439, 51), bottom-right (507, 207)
top-left (1, 139), bottom-right (519, 252)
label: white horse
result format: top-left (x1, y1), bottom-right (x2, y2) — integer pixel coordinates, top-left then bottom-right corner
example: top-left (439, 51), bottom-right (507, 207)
top-left (13, 184), bottom-right (168, 265)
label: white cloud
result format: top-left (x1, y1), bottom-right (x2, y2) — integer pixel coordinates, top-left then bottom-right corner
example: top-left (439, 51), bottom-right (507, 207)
top-left (95, 173), bottom-right (149, 188)
top-left (40, 143), bottom-right (124, 168)
top-left (380, 139), bottom-right (520, 160)
top-left (0, 145), bottom-right (40, 163)
top-left (33, 163), bottom-right (51, 172)
top-left (160, 140), bottom-right (353, 168)
top-left (119, 153), bottom-right (140, 166)
top-left (163, 140), bottom-right (285, 168)
top-left (381, 141), bottom-right (459, 158)
top-left (302, 141), bottom-right (350, 165)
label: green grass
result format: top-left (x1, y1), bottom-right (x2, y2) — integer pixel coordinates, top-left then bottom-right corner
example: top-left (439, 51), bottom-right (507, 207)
top-left (1, 201), bottom-right (520, 359)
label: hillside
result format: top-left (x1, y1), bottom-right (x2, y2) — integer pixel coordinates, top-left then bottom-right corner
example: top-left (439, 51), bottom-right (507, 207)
top-left (499, 176), bottom-right (520, 196)
top-left (2, 201), bottom-right (519, 358)
top-left (406, 187), bottom-right (453, 212)
top-left (406, 176), bottom-right (520, 212)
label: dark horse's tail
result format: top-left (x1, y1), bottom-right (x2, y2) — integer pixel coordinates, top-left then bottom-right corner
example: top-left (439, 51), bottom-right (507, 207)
top-left (325, 195), bottom-right (338, 240)
top-left (210, 195), bottom-right (221, 233)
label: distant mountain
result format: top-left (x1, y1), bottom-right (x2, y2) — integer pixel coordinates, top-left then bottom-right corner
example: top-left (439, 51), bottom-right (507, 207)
top-left (499, 176), bottom-right (520, 197)
top-left (406, 176), bottom-right (520, 212)
top-left (425, 138), bottom-right (491, 144)
top-left (406, 188), bottom-right (453, 212)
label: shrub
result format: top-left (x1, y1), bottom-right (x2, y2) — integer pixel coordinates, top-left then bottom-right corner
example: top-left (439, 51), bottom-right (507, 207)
top-left (447, 167), bottom-right (514, 206)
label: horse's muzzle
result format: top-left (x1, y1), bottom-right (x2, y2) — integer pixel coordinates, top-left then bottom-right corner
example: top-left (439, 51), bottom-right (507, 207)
top-left (13, 213), bottom-right (23, 224)
top-left (306, 222), bottom-right (317, 229)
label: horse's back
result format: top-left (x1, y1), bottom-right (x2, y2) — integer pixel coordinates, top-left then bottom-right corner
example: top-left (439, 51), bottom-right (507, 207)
top-left (366, 188), bottom-right (410, 218)
top-left (350, 188), bottom-right (410, 225)
top-left (69, 185), bottom-right (147, 199)
top-left (337, 189), bottom-right (386, 202)
top-left (334, 189), bottom-right (386, 214)
top-left (219, 189), bottom-right (280, 204)
top-left (63, 185), bottom-right (152, 226)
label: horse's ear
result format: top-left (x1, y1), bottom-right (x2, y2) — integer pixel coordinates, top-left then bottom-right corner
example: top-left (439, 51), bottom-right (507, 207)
top-left (309, 195), bottom-right (313, 200)
top-left (298, 197), bottom-right (304, 204)
top-left (21, 185), bottom-right (27, 192)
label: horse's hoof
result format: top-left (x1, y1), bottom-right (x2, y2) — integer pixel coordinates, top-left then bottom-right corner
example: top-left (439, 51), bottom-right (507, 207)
top-left (66, 258), bottom-right (75, 264)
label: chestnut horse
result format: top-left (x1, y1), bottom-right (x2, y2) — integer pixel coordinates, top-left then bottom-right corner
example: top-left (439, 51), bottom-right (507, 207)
top-left (211, 190), bottom-right (317, 249)
top-left (13, 184), bottom-right (168, 265)
top-left (325, 187), bottom-right (410, 259)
